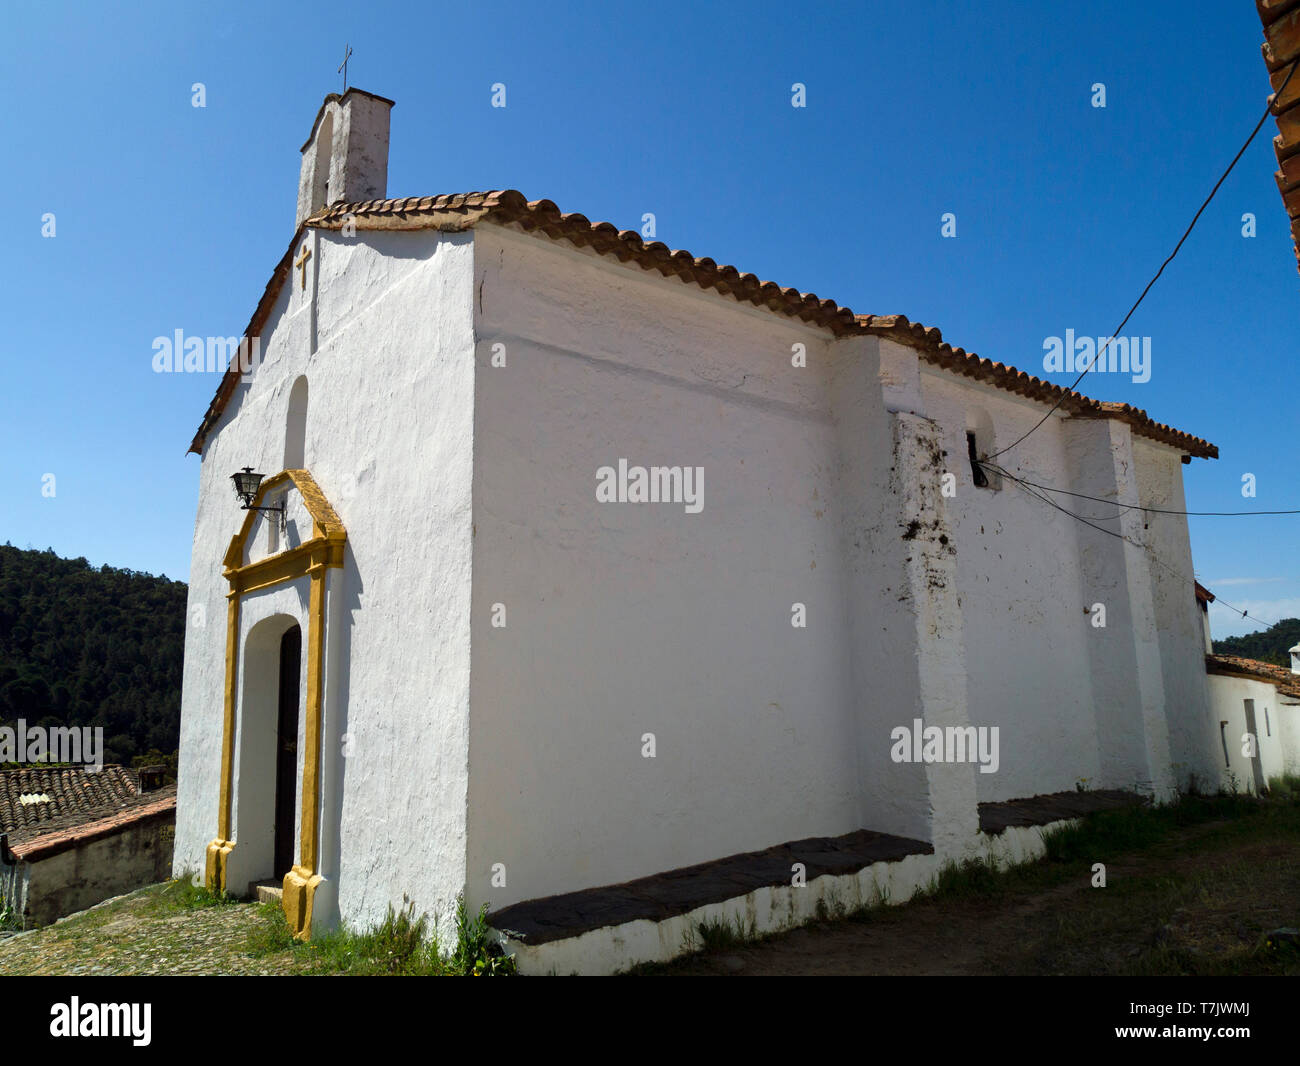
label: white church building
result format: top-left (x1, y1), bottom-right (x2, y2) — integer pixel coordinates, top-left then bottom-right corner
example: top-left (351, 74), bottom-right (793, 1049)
top-left (174, 89), bottom-right (1231, 972)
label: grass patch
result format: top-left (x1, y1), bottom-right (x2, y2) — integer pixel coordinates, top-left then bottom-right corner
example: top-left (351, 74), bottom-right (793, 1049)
top-left (307, 898), bottom-right (440, 975)
top-left (248, 893), bottom-right (517, 976)
top-left (695, 914), bottom-right (757, 952)
top-left (1041, 792), bottom-right (1261, 863)
top-left (245, 901), bottom-right (299, 957)
top-left (1267, 772), bottom-right (1300, 800)
top-left (925, 857), bottom-right (1007, 901)
top-left (447, 893), bottom-right (515, 976)
top-left (159, 874), bottom-right (240, 912)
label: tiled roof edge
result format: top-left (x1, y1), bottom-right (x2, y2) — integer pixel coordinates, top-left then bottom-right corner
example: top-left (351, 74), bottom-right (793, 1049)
top-left (1205, 652), bottom-right (1300, 698)
top-left (857, 315), bottom-right (1216, 458)
top-left (8, 793), bottom-right (176, 862)
top-left (186, 192), bottom-right (1216, 459)
top-left (1258, 0), bottom-right (1300, 272)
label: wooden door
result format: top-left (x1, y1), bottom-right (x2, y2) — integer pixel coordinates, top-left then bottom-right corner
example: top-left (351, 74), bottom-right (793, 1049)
top-left (274, 625), bottom-right (302, 879)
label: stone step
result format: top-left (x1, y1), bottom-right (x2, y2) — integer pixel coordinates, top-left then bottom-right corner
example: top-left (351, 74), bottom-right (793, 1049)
top-left (252, 879), bottom-right (283, 905)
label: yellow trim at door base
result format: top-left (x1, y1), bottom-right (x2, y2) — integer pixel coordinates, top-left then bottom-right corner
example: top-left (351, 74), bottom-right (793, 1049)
top-left (205, 838), bottom-right (234, 895)
top-left (283, 864), bottom-right (323, 941)
top-left (206, 468), bottom-right (346, 942)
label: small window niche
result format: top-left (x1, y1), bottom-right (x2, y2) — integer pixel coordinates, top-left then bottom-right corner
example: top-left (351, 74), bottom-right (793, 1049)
top-left (285, 376), bottom-right (308, 470)
top-left (966, 432), bottom-right (989, 488)
top-left (965, 409), bottom-right (999, 490)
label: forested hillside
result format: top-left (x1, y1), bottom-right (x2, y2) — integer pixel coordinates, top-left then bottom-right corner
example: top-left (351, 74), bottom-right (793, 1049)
top-left (1212, 617), bottom-right (1300, 668)
top-left (0, 544), bottom-right (186, 766)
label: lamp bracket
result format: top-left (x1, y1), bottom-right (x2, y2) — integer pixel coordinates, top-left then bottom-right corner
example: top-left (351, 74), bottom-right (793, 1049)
top-left (241, 499), bottom-right (287, 534)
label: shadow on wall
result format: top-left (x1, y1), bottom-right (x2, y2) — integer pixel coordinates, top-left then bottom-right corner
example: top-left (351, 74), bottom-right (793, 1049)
top-left (318, 540), bottom-right (362, 935)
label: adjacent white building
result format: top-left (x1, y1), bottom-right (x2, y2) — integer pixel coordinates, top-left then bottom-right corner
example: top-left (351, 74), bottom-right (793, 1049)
top-left (173, 89), bottom-right (1232, 970)
top-left (1204, 643), bottom-right (1300, 794)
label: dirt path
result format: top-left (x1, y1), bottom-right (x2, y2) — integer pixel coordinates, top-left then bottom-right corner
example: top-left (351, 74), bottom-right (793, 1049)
top-left (2, 812), bottom-right (1295, 976)
top-left (648, 820), bottom-right (1300, 975)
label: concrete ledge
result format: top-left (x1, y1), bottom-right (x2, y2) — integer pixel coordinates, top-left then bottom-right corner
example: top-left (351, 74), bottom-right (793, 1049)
top-left (977, 789), bottom-right (1144, 835)
top-left (488, 828), bottom-right (932, 947)
top-left (493, 820), bottom-right (1082, 975)
top-left (489, 791), bottom-right (1148, 974)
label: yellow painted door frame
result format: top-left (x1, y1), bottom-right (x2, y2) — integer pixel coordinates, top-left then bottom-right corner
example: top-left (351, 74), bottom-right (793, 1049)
top-left (204, 469), bottom-right (346, 940)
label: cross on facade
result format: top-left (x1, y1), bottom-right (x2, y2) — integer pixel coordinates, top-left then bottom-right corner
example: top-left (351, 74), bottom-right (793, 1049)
top-left (338, 44), bottom-right (352, 92)
top-left (295, 242), bottom-right (312, 291)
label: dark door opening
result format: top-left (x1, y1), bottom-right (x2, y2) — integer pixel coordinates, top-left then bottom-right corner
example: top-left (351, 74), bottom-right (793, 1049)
top-left (274, 625), bottom-right (302, 880)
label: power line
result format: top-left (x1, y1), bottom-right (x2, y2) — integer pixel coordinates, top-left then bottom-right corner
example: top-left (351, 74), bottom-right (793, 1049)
top-left (976, 467), bottom-right (1300, 517)
top-left (978, 459), bottom-right (1283, 631)
top-left (984, 60), bottom-right (1300, 463)
top-left (997, 464), bottom-right (1281, 630)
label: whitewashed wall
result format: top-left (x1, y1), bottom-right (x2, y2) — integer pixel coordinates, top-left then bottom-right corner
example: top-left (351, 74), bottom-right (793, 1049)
top-left (1280, 698), bottom-right (1300, 777)
top-left (919, 369), bottom-right (1104, 802)
top-left (1207, 674), bottom-right (1295, 791)
top-left (463, 222), bottom-right (1214, 914)
top-left (177, 211), bottom-right (1219, 945)
top-left (465, 224), bottom-right (870, 913)
top-left (922, 376), bottom-right (1209, 803)
top-left (830, 338), bottom-right (970, 854)
top-left (174, 227), bottom-right (477, 943)
top-left (1134, 439), bottom-right (1219, 792)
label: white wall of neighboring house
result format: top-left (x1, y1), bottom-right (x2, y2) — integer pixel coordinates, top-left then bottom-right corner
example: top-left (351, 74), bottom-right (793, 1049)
top-left (1279, 697), bottom-right (1300, 777)
top-left (1206, 674), bottom-right (1300, 792)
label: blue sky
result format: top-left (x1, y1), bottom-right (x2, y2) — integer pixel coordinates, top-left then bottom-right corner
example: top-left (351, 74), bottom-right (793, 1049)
top-left (2, 0), bottom-right (1296, 638)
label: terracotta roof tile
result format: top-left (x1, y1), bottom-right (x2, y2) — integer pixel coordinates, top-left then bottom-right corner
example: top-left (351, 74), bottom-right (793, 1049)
top-left (1206, 652), bottom-right (1300, 698)
top-left (0, 766), bottom-right (174, 849)
top-left (856, 317), bottom-right (1217, 458)
top-left (7, 791), bottom-right (176, 863)
top-left (0, 765), bottom-right (136, 837)
top-left (1258, 0), bottom-right (1300, 272)
top-left (187, 191), bottom-right (1217, 460)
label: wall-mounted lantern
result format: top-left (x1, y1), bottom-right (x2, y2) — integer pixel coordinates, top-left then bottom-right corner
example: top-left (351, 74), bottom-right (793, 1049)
top-left (230, 467), bottom-right (286, 531)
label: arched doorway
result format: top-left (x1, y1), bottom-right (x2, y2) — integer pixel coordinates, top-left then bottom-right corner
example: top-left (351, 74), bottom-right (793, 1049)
top-left (230, 613), bottom-right (305, 894)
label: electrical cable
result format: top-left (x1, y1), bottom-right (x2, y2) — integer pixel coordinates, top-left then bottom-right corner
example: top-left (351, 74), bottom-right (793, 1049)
top-left (976, 458), bottom-right (1284, 631)
top-left (983, 60), bottom-right (1300, 462)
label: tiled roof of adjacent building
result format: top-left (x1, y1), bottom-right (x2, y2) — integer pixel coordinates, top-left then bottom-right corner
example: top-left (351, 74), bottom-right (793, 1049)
top-left (1205, 652), bottom-right (1300, 699)
top-left (188, 190), bottom-right (1218, 461)
top-left (0, 765), bottom-right (176, 849)
top-left (1257, 0), bottom-right (1300, 272)
top-left (6, 791), bottom-right (176, 863)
